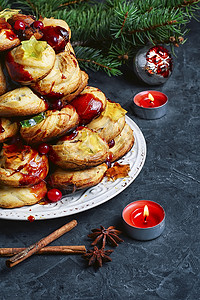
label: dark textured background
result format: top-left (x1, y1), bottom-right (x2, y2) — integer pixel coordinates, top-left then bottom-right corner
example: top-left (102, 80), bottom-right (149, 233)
top-left (0, 18), bottom-right (199, 300)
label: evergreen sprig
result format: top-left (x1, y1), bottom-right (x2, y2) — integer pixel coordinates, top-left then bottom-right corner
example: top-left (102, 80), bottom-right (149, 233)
top-left (55, 2), bottom-right (112, 43)
top-left (0, 0), bottom-right (10, 10)
top-left (0, 0), bottom-right (199, 75)
top-left (74, 46), bottom-right (122, 76)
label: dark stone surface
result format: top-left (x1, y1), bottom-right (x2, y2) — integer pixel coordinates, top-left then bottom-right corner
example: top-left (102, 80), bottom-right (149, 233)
top-left (0, 20), bottom-right (199, 300)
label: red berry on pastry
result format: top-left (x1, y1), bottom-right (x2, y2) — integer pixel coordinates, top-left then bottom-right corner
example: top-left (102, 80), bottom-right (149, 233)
top-left (52, 99), bottom-right (63, 110)
top-left (108, 139), bottom-right (115, 148)
top-left (47, 188), bottom-right (62, 202)
top-left (105, 152), bottom-right (114, 167)
top-left (14, 20), bottom-right (26, 31)
top-left (33, 21), bottom-right (44, 30)
top-left (38, 143), bottom-right (50, 155)
top-left (105, 160), bottom-right (112, 168)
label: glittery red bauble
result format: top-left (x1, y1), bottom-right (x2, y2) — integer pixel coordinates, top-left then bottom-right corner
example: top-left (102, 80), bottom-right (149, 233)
top-left (134, 45), bottom-right (173, 85)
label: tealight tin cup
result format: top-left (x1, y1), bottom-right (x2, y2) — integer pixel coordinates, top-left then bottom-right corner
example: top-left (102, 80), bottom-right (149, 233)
top-left (133, 91), bottom-right (168, 120)
top-left (122, 200), bottom-right (165, 241)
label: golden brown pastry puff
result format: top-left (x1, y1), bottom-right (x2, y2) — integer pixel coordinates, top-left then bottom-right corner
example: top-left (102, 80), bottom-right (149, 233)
top-left (0, 18), bottom-right (20, 51)
top-left (0, 143), bottom-right (49, 187)
top-left (48, 163), bottom-right (108, 192)
top-left (31, 49), bottom-right (83, 101)
top-left (0, 87), bottom-right (48, 117)
top-left (0, 117), bottom-right (18, 143)
top-left (20, 104), bottom-right (79, 144)
top-left (5, 36), bottom-right (56, 84)
top-left (62, 70), bottom-right (89, 103)
top-left (87, 100), bottom-right (126, 142)
top-left (0, 62), bottom-right (7, 96)
top-left (0, 181), bottom-right (47, 208)
top-left (109, 123), bottom-right (135, 162)
top-left (50, 127), bottom-right (109, 170)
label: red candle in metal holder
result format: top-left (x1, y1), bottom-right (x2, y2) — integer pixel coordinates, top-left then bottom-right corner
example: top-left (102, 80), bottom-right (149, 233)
top-left (135, 91), bottom-right (167, 108)
top-left (122, 200), bottom-right (165, 240)
top-left (133, 91), bottom-right (168, 119)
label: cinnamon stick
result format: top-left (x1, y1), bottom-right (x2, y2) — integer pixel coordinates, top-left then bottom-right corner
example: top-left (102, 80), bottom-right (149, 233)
top-left (6, 219), bottom-right (77, 268)
top-left (1, 245), bottom-right (86, 256)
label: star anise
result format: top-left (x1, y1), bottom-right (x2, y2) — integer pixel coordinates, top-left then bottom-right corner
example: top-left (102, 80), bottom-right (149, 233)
top-left (88, 225), bottom-right (124, 248)
top-left (83, 246), bottom-right (113, 267)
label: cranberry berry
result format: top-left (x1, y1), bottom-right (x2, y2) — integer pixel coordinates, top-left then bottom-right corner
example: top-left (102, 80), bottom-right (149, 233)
top-left (108, 139), bottom-right (115, 148)
top-left (14, 20), bottom-right (26, 31)
top-left (38, 143), bottom-right (50, 155)
top-left (105, 160), bottom-right (112, 168)
top-left (52, 99), bottom-right (63, 110)
top-left (47, 189), bottom-right (62, 202)
top-left (33, 21), bottom-right (44, 30)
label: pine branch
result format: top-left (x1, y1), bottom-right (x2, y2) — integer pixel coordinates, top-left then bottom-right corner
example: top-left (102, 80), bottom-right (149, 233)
top-left (128, 20), bottom-right (177, 34)
top-left (74, 46), bottom-right (122, 76)
top-left (2, 0), bottom-right (200, 76)
top-left (108, 43), bottom-right (132, 62)
top-left (166, 0), bottom-right (199, 9)
top-left (111, 5), bottom-right (189, 46)
top-left (24, 0), bottom-right (36, 12)
top-left (7, 0), bottom-right (94, 17)
top-left (119, 11), bottom-right (128, 34)
top-left (55, 3), bottom-right (113, 43)
top-left (58, 0), bottom-right (89, 8)
top-left (0, 0), bottom-right (10, 11)
top-left (111, 2), bottom-right (138, 38)
top-left (129, 0), bottom-right (160, 14)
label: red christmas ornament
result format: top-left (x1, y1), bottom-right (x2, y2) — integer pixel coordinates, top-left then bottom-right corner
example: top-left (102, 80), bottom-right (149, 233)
top-left (134, 45), bottom-right (173, 85)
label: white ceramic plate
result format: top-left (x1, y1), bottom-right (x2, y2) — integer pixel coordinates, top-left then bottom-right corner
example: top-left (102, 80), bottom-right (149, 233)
top-left (0, 116), bottom-right (146, 221)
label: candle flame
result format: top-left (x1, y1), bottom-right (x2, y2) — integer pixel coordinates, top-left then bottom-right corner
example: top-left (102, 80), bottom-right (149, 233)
top-left (148, 93), bottom-right (154, 102)
top-left (143, 205), bottom-right (149, 222)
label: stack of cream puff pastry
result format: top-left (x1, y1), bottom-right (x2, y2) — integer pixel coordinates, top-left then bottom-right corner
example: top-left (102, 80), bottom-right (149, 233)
top-left (0, 11), bottom-right (134, 208)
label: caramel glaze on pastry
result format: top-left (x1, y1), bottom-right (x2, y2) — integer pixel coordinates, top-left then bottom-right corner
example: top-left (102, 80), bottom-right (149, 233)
top-left (0, 181), bottom-right (47, 208)
top-left (40, 17), bottom-right (71, 40)
top-left (20, 104), bottom-right (79, 144)
top-left (0, 62), bottom-right (7, 96)
top-left (87, 100), bottom-right (126, 142)
top-left (48, 163), bottom-right (108, 192)
top-left (0, 87), bottom-right (48, 117)
top-left (0, 117), bottom-right (18, 143)
top-left (70, 86), bottom-right (107, 125)
top-left (0, 143), bottom-right (49, 187)
top-left (77, 86), bottom-right (107, 110)
top-left (50, 127), bottom-right (109, 170)
top-left (0, 18), bottom-right (20, 51)
top-left (109, 123), bottom-right (135, 162)
top-left (5, 39), bottom-right (56, 84)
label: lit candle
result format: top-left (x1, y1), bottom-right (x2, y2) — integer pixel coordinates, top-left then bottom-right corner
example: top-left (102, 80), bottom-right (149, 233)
top-left (122, 200), bottom-right (165, 240)
top-left (133, 91), bottom-right (168, 119)
top-left (143, 205), bottom-right (149, 223)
